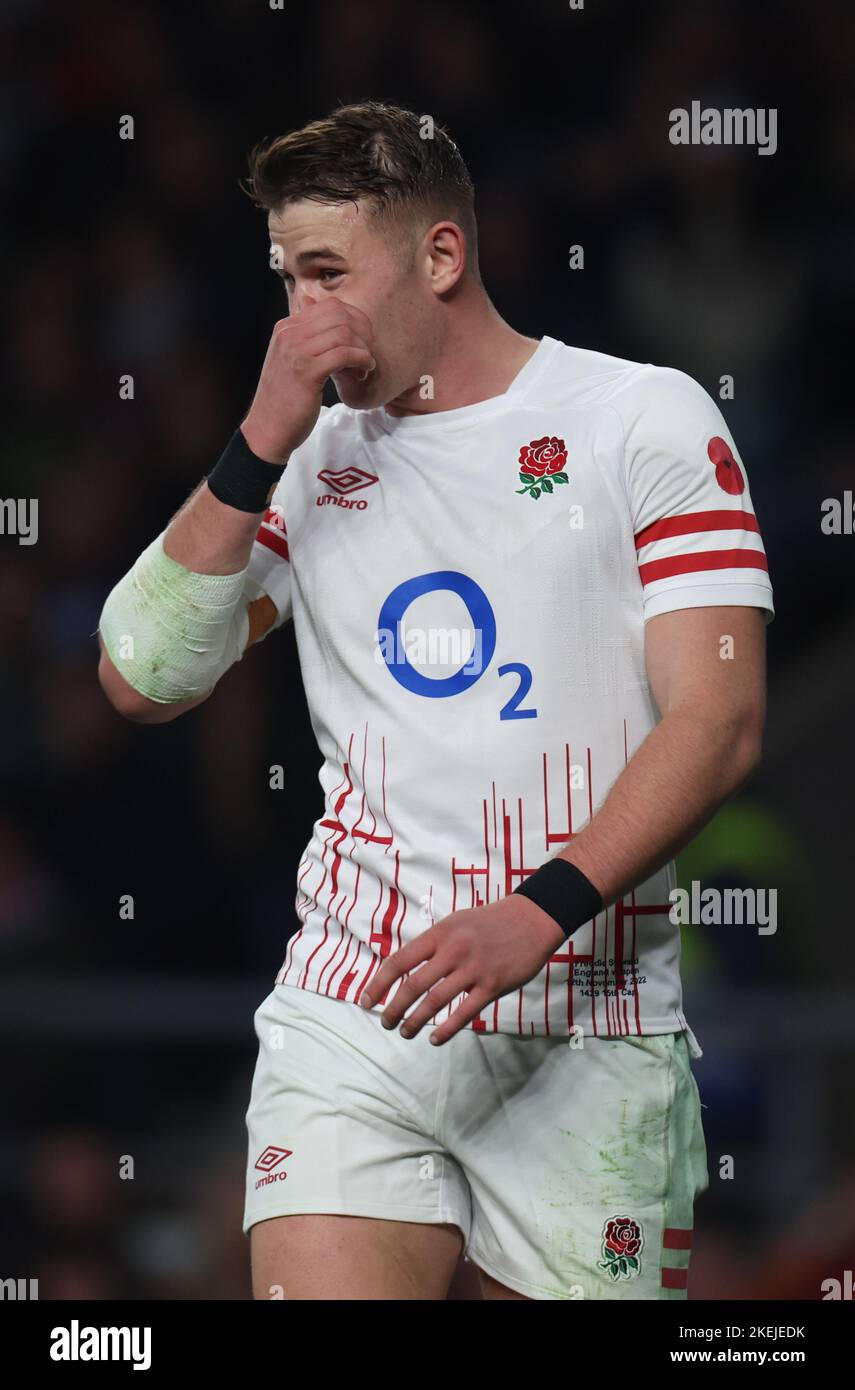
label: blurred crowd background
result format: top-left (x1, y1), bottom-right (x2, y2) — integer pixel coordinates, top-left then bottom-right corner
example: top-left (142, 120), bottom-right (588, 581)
top-left (1, 0), bottom-right (853, 1300)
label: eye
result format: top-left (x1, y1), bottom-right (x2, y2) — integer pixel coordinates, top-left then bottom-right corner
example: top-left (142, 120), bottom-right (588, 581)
top-left (319, 268), bottom-right (343, 282)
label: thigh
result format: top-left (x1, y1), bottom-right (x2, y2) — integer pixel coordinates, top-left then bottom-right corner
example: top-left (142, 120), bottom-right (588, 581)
top-left (476, 1268), bottom-right (531, 1300)
top-left (243, 985), bottom-right (472, 1278)
top-left (251, 1213), bottom-right (463, 1300)
top-left (449, 1029), bottom-right (709, 1301)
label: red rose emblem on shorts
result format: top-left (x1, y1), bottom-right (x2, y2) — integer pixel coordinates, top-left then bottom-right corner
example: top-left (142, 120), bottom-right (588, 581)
top-left (708, 436), bottom-right (745, 496)
top-left (516, 436), bottom-right (570, 499)
top-left (598, 1215), bottom-right (644, 1281)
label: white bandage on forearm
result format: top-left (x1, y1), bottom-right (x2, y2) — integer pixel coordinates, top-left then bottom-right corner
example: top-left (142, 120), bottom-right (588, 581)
top-left (98, 531), bottom-right (253, 703)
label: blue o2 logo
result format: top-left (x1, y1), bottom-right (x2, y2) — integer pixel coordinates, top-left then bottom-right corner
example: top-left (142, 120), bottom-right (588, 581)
top-left (376, 571), bottom-right (537, 719)
top-left (377, 571), bottom-right (496, 697)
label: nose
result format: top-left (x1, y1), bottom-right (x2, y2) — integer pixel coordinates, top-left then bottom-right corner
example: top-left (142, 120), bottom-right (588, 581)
top-left (292, 289), bottom-right (317, 317)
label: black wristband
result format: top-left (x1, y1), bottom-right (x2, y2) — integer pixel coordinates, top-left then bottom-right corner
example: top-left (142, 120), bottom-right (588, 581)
top-left (513, 857), bottom-right (603, 939)
top-left (206, 428), bottom-right (286, 513)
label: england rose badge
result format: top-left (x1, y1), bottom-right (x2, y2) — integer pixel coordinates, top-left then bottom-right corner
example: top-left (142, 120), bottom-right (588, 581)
top-left (515, 435), bottom-right (570, 499)
top-left (598, 1215), bottom-right (644, 1281)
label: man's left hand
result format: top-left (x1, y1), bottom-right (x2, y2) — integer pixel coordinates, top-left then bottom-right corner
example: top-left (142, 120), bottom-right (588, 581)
top-left (359, 896), bottom-right (565, 1045)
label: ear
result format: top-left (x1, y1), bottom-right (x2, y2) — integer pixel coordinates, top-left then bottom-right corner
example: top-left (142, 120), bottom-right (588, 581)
top-left (424, 221), bottom-right (467, 294)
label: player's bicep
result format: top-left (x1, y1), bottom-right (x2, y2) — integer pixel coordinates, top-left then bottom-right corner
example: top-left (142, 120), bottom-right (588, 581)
top-left (645, 605), bottom-right (766, 729)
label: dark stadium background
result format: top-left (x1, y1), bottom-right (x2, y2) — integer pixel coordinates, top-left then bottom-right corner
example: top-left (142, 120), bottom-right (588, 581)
top-left (1, 0), bottom-right (853, 1299)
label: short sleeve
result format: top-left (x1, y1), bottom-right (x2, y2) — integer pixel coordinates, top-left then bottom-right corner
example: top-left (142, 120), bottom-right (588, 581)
top-left (246, 482), bottom-right (292, 629)
top-left (244, 404), bottom-right (337, 629)
top-left (620, 366), bottom-right (774, 622)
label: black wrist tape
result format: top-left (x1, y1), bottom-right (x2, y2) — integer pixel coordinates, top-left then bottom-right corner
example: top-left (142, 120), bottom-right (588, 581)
top-left (206, 428), bottom-right (286, 513)
top-left (513, 857), bottom-right (604, 939)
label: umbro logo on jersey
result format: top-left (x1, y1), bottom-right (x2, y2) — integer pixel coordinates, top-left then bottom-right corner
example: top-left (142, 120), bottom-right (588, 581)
top-left (317, 467), bottom-right (379, 510)
top-left (254, 1144), bottom-right (293, 1190)
top-left (255, 1144), bottom-right (292, 1172)
top-left (515, 435), bottom-right (571, 500)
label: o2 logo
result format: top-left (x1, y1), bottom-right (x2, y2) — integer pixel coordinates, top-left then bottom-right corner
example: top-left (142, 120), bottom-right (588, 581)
top-left (376, 571), bottom-right (537, 720)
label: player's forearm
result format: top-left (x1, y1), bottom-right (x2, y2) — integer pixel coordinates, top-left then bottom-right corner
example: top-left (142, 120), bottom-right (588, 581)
top-left (163, 467), bottom-right (273, 575)
top-left (556, 702), bottom-right (764, 907)
top-left (97, 425), bottom-right (287, 716)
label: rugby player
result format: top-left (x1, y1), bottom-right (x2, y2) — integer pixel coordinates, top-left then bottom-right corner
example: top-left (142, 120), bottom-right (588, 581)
top-left (97, 101), bottom-right (772, 1300)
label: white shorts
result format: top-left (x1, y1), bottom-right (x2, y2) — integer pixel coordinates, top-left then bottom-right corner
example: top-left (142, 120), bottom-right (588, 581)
top-left (243, 983), bottom-right (709, 1300)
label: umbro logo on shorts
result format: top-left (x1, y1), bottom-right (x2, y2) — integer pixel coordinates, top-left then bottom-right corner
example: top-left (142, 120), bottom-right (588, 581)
top-left (254, 1145), bottom-right (293, 1190)
top-left (316, 467), bottom-right (379, 510)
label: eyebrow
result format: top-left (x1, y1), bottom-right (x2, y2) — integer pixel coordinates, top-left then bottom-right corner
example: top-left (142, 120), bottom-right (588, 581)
top-left (273, 247), bottom-right (348, 276)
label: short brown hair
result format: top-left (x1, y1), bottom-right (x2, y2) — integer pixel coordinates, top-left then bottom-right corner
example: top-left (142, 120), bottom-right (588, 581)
top-left (245, 100), bottom-right (478, 276)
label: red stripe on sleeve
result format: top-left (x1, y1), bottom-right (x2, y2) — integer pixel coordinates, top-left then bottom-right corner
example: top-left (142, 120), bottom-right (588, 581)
top-left (635, 510), bottom-right (760, 550)
top-left (255, 527), bottom-right (289, 561)
top-left (639, 548), bottom-right (768, 586)
top-left (661, 1266), bottom-right (689, 1290)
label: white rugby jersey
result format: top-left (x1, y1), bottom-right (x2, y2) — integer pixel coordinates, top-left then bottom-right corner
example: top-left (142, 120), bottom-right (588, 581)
top-left (247, 336), bottom-right (773, 1041)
